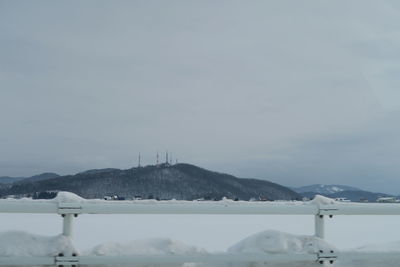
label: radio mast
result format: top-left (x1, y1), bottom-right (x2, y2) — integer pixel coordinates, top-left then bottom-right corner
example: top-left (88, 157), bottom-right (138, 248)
top-left (156, 151), bottom-right (159, 167)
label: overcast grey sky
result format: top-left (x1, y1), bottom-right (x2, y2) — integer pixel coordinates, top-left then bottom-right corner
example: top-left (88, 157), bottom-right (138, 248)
top-left (1, 1), bottom-right (400, 193)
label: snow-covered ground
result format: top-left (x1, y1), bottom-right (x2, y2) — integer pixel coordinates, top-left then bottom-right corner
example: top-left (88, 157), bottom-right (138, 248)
top-left (1, 193), bottom-right (400, 266)
top-left (2, 211), bottom-right (400, 252)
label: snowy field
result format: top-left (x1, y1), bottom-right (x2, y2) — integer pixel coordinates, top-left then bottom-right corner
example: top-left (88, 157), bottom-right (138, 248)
top-left (1, 213), bottom-right (400, 253)
top-left (1, 193), bottom-right (400, 266)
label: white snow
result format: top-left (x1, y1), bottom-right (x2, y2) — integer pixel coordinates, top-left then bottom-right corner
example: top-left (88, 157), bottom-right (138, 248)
top-left (0, 230), bottom-right (332, 267)
top-left (330, 186), bottom-right (343, 193)
top-left (226, 230), bottom-right (334, 267)
top-left (310, 194), bottom-right (337, 205)
top-left (228, 230), bottom-right (335, 255)
top-left (2, 230), bottom-right (332, 258)
top-left (85, 238), bottom-right (206, 267)
top-left (2, 192), bottom-right (400, 267)
top-left (0, 231), bottom-right (74, 257)
top-left (89, 238), bottom-right (206, 256)
top-left (51, 191), bottom-right (86, 203)
top-left (0, 191), bottom-right (333, 209)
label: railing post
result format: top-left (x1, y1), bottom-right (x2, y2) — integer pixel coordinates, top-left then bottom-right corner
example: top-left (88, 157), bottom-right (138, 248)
top-left (315, 215), bottom-right (324, 239)
top-left (62, 214), bottom-right (74, 237)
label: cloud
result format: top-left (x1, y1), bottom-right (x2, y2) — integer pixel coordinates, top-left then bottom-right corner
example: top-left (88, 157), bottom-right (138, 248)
top-left (0, 1), bottom-right (400, 193)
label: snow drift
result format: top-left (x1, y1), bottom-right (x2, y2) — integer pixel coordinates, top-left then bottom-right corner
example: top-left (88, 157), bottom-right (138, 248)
top-left (0, 192), bottom-right (399, 267)
top-left (0, 230), bottom-right (333, 267)
top-left (228, 230), bottom-right (334, 255)
top-left (51, 191), bottom-right (85, 203)
top-left (1, 228), bottom-right (400, 267)
top-left (227, 230), bottom-right (335, 267)
top-left (85, 238), bottom-right (206, 267)
top-left (89, 238), bottom-right (206, 256)
top-left (0, 231), bottom-right (74, 257)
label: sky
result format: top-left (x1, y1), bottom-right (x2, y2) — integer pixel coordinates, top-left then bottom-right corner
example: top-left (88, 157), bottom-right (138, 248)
top-left (1, 1), bottom-right (400, 194)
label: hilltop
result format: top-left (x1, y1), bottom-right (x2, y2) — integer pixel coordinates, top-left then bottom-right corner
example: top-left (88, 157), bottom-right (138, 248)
top-left (0, 163), bottom-right (299, 200)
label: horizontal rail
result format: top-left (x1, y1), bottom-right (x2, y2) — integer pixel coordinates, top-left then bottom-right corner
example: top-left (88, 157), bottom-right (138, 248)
top-left (339, 251), bottom-right (400, 261)
top-left (80, 202), bottom-right (318, 215)
top-left (0, 253), bottom-right (322, 266)
top-left (0, 257), bottom-right (54, 265)
top-left (0, 201), bottom-right (57, 214)
top-left (319, 204), bottom-right (400, 215)
top-left (2, 199), bottom-right (400, 215)
top-left (4, 252), bottom-right (400, 266)
top-left (79, 253), bottom-right (318, 264)
top-left (0, 200), bottom-right (318, 215)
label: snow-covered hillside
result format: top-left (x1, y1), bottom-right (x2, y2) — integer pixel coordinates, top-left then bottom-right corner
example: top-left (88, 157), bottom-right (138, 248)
top-left (0, 164), bottom-right (300, 201)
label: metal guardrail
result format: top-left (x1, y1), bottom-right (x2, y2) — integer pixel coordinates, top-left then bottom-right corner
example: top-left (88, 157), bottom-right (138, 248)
top-left (1, 198), bottom-right (400, 266)
top-left (3, 199), bottom-right (400, 215)
top-left (0, 200), bottom-right (318, 214)
top-left (0, 253), bottom-right (327, 266)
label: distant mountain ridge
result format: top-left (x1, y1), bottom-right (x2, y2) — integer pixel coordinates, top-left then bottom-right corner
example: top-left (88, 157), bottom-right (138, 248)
top-left (293, 184), bottom-right (361, 195)
top-left (18, 173), bottom-right (60, 183)
top-left (0, 176), bottom-right (26, 184)
top-left (0, 163), bottom-right (300, 200)
top-left (0, 173), bottom-right (59, 185)
top-left (292, 184), bottom-right (394, 202)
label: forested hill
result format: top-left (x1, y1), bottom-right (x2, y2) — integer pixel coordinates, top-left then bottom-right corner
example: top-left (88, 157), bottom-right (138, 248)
top-left (0, 163), bottom-right (300, 200)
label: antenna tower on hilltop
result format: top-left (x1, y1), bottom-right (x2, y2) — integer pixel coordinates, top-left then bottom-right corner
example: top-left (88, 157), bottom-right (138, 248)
top-left (156, 151), bottom-right (159, 167)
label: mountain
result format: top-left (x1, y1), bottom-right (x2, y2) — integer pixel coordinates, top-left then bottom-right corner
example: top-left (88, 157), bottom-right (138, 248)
top-left (293, 184), bottom-right (361, 195)
top-left (0, 176), bottom-right (26, 184)
top-left (326, 190), bottom-right (392, 202)
top-left (0, 173), bottom-right (60, 185)
top-left (293, 184), bottom-right (393, 202)
top-left (17, 173), bottom-right (60, 183)
top-left (300, 190), bottom-right (393, 202)
top-left (0, 163), bottom-right (300, 200)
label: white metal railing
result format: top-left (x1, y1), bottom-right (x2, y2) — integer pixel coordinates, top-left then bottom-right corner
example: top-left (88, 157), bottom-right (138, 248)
top-left (0, 253), bottom-right (331, 266)
top-left (1, 197), bottom-right (400, 266)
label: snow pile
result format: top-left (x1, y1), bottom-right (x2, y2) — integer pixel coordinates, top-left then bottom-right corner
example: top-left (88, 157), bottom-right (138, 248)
top-left (229, 230), bottom-right (335, 254)
top-left (0, 229), bottom-right (333, 267)
top-left (227, 230), bottom-right (335, 267)
top-left (0, 231), bottom-right (75, 257)
top-left (84, 230), bottom-right (334, 267)
top-left (85, 238), bottom-right (206, 267)
top-left (310, 195), bottom-right (337, 205)
top-left (51, 191), bottom-right (86, 203)
top-left (4, 228), bottom-right (400, 267)
top-left (89, 238), bottom-right (206, 256)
